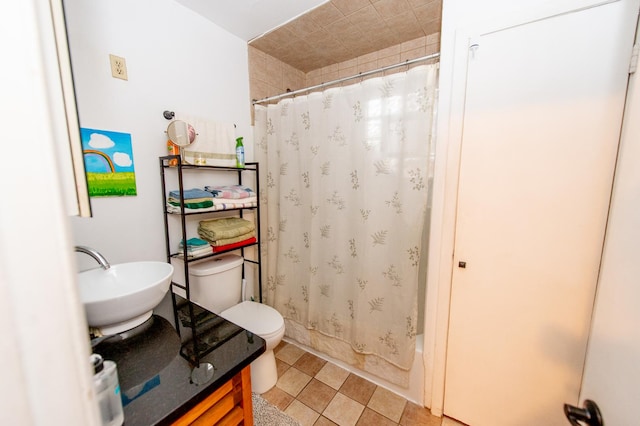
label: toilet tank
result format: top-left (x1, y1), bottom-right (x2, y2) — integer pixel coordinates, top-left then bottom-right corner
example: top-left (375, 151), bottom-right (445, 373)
top-left (187, 254), bottom-right (244, 314)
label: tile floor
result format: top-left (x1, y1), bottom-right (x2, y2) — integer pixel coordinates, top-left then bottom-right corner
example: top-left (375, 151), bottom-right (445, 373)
top-left (261, 340), bottom-right (461, 426)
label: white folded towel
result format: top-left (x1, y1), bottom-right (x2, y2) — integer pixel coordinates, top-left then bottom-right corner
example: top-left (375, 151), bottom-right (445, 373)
top-left (213, 196), bottom-right (258, 205)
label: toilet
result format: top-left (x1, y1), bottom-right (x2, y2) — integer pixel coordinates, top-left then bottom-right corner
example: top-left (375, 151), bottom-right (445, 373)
top-left (187, 254), bottom-right (285, 394)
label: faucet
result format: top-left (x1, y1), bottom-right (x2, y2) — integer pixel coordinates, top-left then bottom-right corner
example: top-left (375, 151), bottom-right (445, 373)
top-left (75, 246), bottom-right (110, 270)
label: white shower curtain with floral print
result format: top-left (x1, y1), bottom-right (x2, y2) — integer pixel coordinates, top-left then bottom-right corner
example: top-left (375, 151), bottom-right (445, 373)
top-left (254, 64), bottom-right (438, 387)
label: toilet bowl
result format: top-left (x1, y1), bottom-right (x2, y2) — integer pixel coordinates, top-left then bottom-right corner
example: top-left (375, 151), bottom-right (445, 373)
top-left (220, 301), bottom-right (285, 394)
top-left (186, 254), bottom-right (285, 394)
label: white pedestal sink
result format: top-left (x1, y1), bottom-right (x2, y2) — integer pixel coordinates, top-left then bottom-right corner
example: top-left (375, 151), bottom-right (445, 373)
top-left (78, 262), bottom-right (174, 335)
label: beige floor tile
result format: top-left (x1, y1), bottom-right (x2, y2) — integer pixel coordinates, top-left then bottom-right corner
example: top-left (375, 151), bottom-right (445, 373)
top-left (314, 416), bottom-right (339, 426)
top-left (323, 393), bottom-right (365, 426)
top-left (367, 386), bottom-right (407, 423)
top-left (277, 366), bottom-right (313, 397)
top-left (356, 407), bottom-right (398, 426)
top-left (276, 358), bottom-right (291, 377)
top-left (274, 340), bottom-right (288, 353)
top-left (442, 416), bottom-right (468, 426)
top-left (339, 374), bottom-right (376, 405)
top-left (297, 379), bottom-right (337, 413)
top-left (276, 342), bottom-right (307, 365)
top-left (315, 362), bottom-right (350, 390)
top-left (294, 351), bottom-right (328, 377)
top-left (261, 385), bottom-right (294, 412)
top-left (400, 401), bottom-right (441, 426)
top-left (285, 400), bottom-right (321, 426)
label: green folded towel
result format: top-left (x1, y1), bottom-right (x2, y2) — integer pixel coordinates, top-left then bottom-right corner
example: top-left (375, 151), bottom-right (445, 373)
top-left (168, 200), bottom-right (214, 209)
top-left (198, 217), bottom-right (255, 241)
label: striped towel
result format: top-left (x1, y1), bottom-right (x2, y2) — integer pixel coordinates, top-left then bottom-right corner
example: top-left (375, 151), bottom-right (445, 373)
top-left (204, 185), bottom-right (256, 199)
top-left (166, 200), bottom-right (257, 214)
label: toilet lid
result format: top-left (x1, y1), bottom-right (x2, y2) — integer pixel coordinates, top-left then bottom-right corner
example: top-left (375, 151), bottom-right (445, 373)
top-left (221, 301), bottom-right (284, 336)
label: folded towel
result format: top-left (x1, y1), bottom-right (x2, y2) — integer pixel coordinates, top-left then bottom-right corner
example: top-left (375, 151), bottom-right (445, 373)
top-left (182, 246), bottom-right (211, 255)
top-left (175, 245), bottom-right (212, 258)
top-left (198, 217), bottom-right (255, 241)
top-left (204, 185), bottom-right (256, 199)
top-left (179, 238), bottom-right (210, 247)
top-left (204, 231), bottom-right (256, 247)
top-left (166, 201), bottom-right (257, 214)
top-left (168, 188), bottom-right (213, 200)
top-left (168, 196), bottom-right (213, 204)
top-left (168, 200), bottom-right (214, 209)
top-left (213, 196), bottom-right (257, 205)
top-left (213, 236), bottom-right (257, 252)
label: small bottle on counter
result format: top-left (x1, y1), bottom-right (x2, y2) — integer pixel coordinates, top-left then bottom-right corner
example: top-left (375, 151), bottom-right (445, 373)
top-left (91, 353), bottom-right (124, 426)
top-left (235, 136), bottom-right (245, 168)
top-left (167, 140), bottom-right (179, 167)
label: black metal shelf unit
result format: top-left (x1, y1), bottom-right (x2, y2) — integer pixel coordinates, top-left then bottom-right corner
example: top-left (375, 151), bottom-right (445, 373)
top-left (159, 155), bottom-right (262, 365)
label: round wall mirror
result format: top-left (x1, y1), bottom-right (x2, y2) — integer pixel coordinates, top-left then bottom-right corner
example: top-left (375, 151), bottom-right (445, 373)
top-left (166, 120), bottom-right (196, 147)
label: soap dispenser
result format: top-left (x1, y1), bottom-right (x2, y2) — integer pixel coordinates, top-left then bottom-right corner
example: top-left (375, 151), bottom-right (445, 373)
top-left (91, 353), bottom-right (124, 426)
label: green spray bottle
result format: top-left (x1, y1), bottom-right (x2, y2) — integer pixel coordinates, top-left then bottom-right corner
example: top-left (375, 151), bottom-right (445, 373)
top-left (235, 137), bottom-right (245, 168)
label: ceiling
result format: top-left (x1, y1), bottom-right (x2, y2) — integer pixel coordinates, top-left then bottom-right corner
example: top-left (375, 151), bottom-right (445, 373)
top-left (175, 0), bottom-right (329, 42)
top-left (178, 0), bottom-right (442, 73)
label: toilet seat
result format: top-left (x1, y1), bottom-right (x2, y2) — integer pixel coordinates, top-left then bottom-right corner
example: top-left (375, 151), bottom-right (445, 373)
top-left (220, 301), bottom-right (284, 338)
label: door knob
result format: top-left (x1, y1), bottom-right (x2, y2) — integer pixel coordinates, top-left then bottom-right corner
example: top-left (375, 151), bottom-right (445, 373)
top-left (458, 261), bottom-right (466, 268)
top-left (564, 399), bottom-right (603, 426)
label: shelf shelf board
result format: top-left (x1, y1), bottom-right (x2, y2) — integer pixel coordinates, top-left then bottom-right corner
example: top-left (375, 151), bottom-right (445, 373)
top-left (170, 241), bottom-right (258, 262)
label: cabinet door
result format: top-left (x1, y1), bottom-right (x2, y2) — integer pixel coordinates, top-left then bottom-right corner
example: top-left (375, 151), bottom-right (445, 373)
top-left (172, 366), bottom-right (253, 425)
top-left (444, 2), bottom-right (638, 425)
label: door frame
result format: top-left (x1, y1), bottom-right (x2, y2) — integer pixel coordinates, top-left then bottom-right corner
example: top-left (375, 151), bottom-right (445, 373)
top-left (424, 0), bottom-right (632, 416)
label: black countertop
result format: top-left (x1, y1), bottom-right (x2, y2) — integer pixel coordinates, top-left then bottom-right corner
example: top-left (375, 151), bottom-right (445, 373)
top-left (93, 299), bottom-right (265, 425)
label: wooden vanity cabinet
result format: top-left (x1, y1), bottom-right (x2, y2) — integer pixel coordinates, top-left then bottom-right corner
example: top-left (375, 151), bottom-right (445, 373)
top-left (172, 366), bottom-right (253, 426)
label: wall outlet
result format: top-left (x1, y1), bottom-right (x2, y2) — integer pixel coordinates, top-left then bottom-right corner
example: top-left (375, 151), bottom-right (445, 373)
top-left (109, 54), bottom-right (128, 80)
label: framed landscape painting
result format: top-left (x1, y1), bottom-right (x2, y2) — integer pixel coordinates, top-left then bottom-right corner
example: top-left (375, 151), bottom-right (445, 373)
top-left (81, 128), bottom-right (137, 197)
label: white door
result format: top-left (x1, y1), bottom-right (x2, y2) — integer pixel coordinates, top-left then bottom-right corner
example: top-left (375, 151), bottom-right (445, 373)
top-left (444, 2), bottom-right (639, 425)
top-left (577, 17), bottom-right (640, 425)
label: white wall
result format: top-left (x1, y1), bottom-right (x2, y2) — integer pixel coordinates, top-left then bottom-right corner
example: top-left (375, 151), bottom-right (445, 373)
top-left (66, 0), bottom-right (252, 270)
top-left (425, 0), bottom-right (639, 415)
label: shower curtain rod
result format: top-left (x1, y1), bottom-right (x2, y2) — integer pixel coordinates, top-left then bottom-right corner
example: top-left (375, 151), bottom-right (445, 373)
top-left (252, 51), bottom-right (440, 105)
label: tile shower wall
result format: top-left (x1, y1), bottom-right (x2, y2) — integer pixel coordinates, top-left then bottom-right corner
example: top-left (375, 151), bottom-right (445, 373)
top-left (249, 45), bottom-right (306, 105)
top-left (306, 33), bottom-right (440, 86)
top-left (248, 32), bottom-right (440, 119)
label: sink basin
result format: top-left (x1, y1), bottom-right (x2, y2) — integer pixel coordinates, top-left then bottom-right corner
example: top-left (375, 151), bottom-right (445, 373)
top-left (78, 262), bottom-right (174, 335)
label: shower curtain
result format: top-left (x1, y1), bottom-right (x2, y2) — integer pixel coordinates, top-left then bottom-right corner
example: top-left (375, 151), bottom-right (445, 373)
top-left (254, 64), bottom-right (438, 386)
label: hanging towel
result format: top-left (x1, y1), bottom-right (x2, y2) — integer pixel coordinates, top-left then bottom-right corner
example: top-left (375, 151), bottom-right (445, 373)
top-left (175, 113), bottom-right (236, 167)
